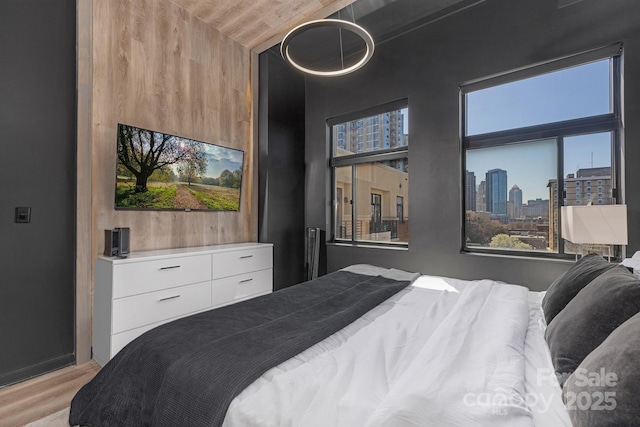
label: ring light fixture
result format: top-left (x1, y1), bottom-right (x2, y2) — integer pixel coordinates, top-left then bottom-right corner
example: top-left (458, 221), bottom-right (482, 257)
top-left (280, 19), bottom-right (375, 77)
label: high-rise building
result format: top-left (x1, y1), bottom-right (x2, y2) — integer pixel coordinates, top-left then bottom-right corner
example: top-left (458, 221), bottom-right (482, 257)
top-left (334, 109), bottom-right (407, 172)
top-left (476, 180), bottom-right (486, 212)
top-left (486, 169), bottom-right (507, 215)
top-left (334, 110), bottom-right (405, 154)
top-left (547, 167), bottom-right (612, 250)
top-left (565, 167), bottom-right (612, 206)
top-left (509, 184), bottom-right (523, 219)
top-left (523, 198), bottom-right (549, 217)
top-left (466, 171), bottom-right (476, 211)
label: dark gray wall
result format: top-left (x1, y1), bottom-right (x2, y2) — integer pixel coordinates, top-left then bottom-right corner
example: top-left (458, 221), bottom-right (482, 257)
top-left (0, 0), bottom-right (76, 385)
top-left (259, 49), bottom-right (307, 290)
top-left (304, 0), bottom-right (640, 291)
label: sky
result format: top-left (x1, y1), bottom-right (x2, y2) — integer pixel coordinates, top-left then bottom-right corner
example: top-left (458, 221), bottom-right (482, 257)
top-left (203, 144), bottom-right (244, 177)
top-left (465, 58), bottom-right (613, 201)
top-left (170, 139), bottom-right (244, 178)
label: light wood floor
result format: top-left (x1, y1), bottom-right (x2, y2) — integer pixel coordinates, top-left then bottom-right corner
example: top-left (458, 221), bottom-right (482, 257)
top-left (0, 361), bottom-right (100, 427)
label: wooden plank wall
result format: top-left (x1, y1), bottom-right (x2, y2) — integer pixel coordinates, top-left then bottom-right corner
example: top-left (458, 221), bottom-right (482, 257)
top-left (91, 0), bottom-right (255, 257)
top-left (75, 0), bottom-right (256, 360)
top-left (76, 0), bottom-right (94, 365)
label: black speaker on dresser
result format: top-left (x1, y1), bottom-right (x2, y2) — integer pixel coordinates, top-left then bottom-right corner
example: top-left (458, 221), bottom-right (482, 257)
top-left (104, 227), bottom-right (130, 257)
top-left (104, 229), bottom-right (119, 257)
top-left (117, 227), bottom-right (130, 257)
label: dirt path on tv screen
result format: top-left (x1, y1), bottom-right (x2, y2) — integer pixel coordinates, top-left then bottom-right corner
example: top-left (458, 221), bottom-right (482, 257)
top-left (174, 184), bottom-right (208, 210)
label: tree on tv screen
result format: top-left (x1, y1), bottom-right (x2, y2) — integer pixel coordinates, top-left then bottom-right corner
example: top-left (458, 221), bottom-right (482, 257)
top-left (176, 143), bottom-right (207, 185)
top-left (117, 125), bottom-right (206, 193)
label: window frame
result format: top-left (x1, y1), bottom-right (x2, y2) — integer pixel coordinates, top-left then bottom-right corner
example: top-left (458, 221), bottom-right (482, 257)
top-left (329, 99), bottom-right (409, 248)
top-left (460, 44), bottom-right (623, 259)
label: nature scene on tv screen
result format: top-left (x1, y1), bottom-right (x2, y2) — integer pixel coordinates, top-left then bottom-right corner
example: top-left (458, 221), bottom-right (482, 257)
top-left (115, 124), bottom-right (244, 211)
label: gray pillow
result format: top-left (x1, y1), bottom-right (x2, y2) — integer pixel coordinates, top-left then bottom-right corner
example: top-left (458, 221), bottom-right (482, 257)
top-left (542, 254), bottom-right (615, 324)
top-left (563, 311), bottom-right (640, 426)
top-left (545, 265), bottom-right (640, 386)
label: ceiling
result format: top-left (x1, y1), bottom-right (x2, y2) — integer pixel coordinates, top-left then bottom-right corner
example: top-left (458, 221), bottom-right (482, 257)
top-left (287, 0), bottom-right (479, 71)
top-left (170, 0), bottom-right (481, 52)
top-left (329, 0), bottom-right (474, 43)
top-left (169, 0), bottom-right (356, 51)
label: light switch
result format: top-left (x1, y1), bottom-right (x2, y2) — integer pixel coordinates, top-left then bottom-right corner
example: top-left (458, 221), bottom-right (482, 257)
top-left (15, 207), bottom-right (31, 223)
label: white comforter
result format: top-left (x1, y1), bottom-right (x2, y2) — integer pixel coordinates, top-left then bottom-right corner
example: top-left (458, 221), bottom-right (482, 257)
top-left (222, 274), bottom-right (540, 427)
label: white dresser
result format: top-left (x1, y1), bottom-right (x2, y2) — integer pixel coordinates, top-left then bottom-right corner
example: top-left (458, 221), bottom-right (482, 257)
top-left (93, 242), bottom-right (273, 366)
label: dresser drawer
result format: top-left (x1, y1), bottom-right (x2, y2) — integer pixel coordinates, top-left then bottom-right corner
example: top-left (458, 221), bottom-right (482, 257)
top-left (111, 323), bottom-right (158, 359)
top-left (212, 268), bottom-right (272, 307)
top-left (212, 247), bottom-right (272, 279)
top-left (112, 281), bottom-right (211, 334)
top-left (93, 243), bottom-right (273, 366)
top-left (112, 254), bottom-right (212, 298)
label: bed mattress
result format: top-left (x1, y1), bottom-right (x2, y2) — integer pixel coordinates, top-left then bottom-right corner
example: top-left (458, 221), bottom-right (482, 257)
top-left (222, 271), bottom-right (571, 427)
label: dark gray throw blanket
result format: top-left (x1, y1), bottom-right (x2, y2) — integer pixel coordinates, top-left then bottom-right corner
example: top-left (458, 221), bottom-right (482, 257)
top-left (70, 266), bottom-right (418, 427)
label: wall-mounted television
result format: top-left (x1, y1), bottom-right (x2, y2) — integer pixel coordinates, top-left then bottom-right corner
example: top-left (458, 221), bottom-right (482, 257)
top-left (114, 123), bottom-right (244, 211)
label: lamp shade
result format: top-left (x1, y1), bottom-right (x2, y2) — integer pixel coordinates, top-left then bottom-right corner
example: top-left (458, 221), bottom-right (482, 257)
top-left (561, 205), bottom-right (628, 245)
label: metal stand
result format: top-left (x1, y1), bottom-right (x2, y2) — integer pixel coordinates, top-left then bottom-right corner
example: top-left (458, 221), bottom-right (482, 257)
top-left (305, 227), bottom-right (320, 281)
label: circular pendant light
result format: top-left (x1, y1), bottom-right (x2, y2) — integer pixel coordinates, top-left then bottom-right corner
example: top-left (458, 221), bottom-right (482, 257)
top-left (280, 19), bottom-right (375, 77)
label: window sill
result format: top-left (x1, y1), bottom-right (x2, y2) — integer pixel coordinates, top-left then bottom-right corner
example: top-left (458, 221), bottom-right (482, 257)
top-left (461, 250), bottom-right (582, 264)
top-left (328, 241), bottom-right (409, 251)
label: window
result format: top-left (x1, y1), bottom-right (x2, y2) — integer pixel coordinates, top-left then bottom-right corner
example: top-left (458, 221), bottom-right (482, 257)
top-left (330, 100), bottom-right (409, 246)
top-left (462, 45), bottom-right (622, 258)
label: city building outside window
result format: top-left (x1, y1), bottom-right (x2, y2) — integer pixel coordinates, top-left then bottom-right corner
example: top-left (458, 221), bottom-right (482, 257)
top-left (330, 100), bottom-right (409, 246)
top-left (461, 45), bottom-right (622, 258)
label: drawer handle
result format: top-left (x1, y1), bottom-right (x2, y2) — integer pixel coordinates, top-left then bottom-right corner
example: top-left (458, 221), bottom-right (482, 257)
top-left (160, 265), bottom-right (181, 270)
top-left (239, 278), bottom-right (253, 283)
top-left (159, 294), bottom-right (181, 302)
top-left (240, 255), bottom-right (253, 259)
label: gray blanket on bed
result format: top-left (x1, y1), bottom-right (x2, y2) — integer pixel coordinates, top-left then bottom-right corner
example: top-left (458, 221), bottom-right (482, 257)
top-left (69, 266), bottom-right (418, 427)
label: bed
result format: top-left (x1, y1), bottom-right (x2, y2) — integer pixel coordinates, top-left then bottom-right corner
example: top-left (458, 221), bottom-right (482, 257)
top-left (70, 259), bottom-right (640, 426)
